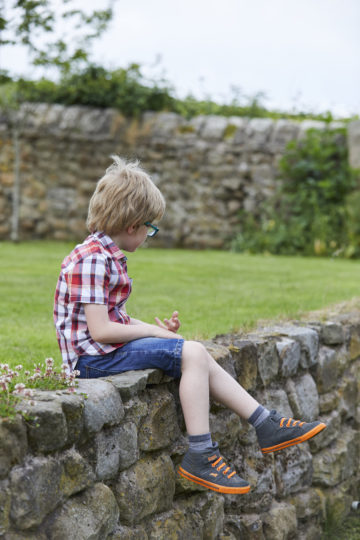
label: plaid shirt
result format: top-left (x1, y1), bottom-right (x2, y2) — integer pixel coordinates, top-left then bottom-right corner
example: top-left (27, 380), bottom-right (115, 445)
top-left (54, 231), bottom-right (132, 372)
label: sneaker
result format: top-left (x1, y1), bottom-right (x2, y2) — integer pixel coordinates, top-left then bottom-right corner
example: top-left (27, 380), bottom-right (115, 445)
top-left (178, 443), bottom-right (250, 494)
top-left (256, 410), bottom-right (326, 454)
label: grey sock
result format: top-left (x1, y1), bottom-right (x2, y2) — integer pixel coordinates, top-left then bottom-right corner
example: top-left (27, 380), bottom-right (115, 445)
top-left (188, 432), bottom-right (213, 452)
top-left (248, 405), bottom-right (270, 429)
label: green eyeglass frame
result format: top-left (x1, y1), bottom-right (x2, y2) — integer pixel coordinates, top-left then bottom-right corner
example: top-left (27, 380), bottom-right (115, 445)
top-left (144, 221), bottom-right (159, 237)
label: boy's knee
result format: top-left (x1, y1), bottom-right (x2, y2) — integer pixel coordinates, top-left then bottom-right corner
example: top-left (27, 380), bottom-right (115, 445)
top-left (182, 340), bottom-right (209, 371)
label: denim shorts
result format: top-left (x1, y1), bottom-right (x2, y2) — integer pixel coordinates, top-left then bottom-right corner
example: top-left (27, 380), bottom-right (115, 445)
top-left (75, 337), bottom-right (184, 379)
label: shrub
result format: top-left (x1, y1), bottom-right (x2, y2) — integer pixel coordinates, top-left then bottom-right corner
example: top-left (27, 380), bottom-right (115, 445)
top-left (232, 128), bottom-right (359, 257)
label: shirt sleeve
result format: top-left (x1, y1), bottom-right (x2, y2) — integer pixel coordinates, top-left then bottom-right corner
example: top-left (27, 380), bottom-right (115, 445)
top-left (65, 254), bottom-right (109, 304)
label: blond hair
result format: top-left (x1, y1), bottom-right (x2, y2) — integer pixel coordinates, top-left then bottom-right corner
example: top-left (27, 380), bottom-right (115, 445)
top-left (87, 156), bottom-right (165, 235)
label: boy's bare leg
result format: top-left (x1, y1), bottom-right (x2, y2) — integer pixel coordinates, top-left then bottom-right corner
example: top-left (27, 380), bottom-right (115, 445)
top-left (179, 341), bottom-right (259, 435)
top-left (179, 341), bottom-right (210, 435)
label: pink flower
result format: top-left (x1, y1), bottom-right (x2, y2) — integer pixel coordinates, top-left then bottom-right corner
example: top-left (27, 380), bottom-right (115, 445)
top-left (15, 365), bottom-right (23, 371)
top-left (14, 383), bottom-right (26, 394)
top-left (45, 358), bottom-right (54, 367)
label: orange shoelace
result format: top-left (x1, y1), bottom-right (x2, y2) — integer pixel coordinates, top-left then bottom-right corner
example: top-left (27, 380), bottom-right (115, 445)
top-left (279, 417), bottom-right (305, 428)
top-left (208, 454), bottom-right (236, 478)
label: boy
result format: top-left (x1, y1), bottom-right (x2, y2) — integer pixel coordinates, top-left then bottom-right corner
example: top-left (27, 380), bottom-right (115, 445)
top-left (54, 156), bottom-right (326, 495)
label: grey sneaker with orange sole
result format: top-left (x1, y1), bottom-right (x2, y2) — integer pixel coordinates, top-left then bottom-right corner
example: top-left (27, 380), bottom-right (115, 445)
top-left (178, 443), bottom-right (250, 494)
top-left (257, 410), bottom-right (326, 454)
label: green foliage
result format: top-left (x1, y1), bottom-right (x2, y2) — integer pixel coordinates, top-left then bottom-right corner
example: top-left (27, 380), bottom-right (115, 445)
top-left (232, 128), bottom-right (359, 257)
top-left (3, 64), bottom-right (357, 121)
top-left (16, 64), bottom-right (175, 116)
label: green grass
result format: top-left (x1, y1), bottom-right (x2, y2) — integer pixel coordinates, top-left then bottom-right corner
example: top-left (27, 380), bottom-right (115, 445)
top-left (2, 241), bottom-right (360, 369)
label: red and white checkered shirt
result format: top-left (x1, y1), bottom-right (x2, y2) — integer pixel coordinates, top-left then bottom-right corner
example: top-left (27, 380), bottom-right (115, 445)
top-left (54, 231), bottom-right (132, 372)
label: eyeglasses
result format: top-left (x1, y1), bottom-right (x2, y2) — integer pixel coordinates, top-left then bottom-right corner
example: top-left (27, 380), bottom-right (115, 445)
top-left (144, 221), bottom-right (159, 237)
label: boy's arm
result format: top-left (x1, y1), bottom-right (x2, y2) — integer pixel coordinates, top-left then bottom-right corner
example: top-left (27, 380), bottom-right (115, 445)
top-left (132, 311), bottom-right (181, 334)
top-left (84, 304), bottom-right (181, 343)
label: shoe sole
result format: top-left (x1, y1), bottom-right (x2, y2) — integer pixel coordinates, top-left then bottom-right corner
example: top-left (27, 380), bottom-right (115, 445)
top-left (178, 467), bottom-right (251, 494)
top-left (261, 422), bottom-right (327, 454)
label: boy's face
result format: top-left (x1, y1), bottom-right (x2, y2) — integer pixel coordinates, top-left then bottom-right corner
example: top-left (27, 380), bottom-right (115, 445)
top-left (112, 224), bottom-right (148, 252)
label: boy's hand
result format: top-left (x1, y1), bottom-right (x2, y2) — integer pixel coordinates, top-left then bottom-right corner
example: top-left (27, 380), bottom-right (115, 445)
top-left (155, 311), bottom-right (181, 334)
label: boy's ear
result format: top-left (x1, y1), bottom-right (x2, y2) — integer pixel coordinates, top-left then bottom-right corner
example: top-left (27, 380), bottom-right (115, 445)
top-left (127, 223), bottom-right (138, 235)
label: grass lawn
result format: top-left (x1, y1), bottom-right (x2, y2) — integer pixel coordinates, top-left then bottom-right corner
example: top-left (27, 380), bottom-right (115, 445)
top-left (1, 240), bottom-right (360, 369)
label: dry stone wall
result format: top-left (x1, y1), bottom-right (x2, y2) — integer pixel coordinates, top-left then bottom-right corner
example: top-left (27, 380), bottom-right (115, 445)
top-left (1, 311), bottom-right (359, 539)
top-left (0, 104), bottom-right (353, 248)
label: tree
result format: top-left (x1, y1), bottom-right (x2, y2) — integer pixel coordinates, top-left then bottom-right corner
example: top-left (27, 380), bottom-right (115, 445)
top-left (0, 0), bottom-right (113, 75)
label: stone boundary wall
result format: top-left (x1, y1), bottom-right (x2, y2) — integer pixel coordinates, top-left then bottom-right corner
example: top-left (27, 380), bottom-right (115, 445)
top-left (1, 311), bottom-right (359, 539)
top-left (1, 104), bottom-right (357, 248)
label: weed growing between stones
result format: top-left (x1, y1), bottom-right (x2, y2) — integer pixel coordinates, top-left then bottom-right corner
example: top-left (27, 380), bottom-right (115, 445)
top-left (0, 358), bottom-right (79, 419)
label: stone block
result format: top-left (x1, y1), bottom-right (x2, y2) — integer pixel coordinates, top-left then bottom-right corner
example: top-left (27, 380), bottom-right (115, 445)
top-left (315, 346), bottom-right (339, 393)
top-left (145, 508), bottom-right (202, 540)
top-left (312, 427), bottom-right (360, 487)
top-left (203, 341), bottom-right (236, 378)
top-left (349, 326), bottom-right (360, 361)
top-left (270, 119), bottom-right (300, 151)
top-left (261, 500), bottom-right (297, 540)
top-left (262, 388), bottom-right (293, 418)
top-left (105, 371), bottom-right (149, 400)
top-left (0, 479), bottom-right (10, 536)
top-left (199, 493), bottom-right (225, 540)
top-left (245, 118), bottom-right (274, 151)
top-left (9, 456), bottom-right (63, 529)
top-left (286, 373), bottom-right (319, 422)
top-left (237, 513), bottom-right (265, 539)
top-left (25, 400), bottom-right (68, 453)
top-left (124, 397), bottom-right (149, 426)
top-left (233, 449), bottom-right (275, 513)
top-left (338, 373), bottom-right (358, 420)
top-left (57, 392), bottom-right (85, 446)
top-left (118, 422), bottom-right (139, 471)
top-left (257, 341), bottom-right (279, 386)
top-left (269, 325), bottom-right (319, 368)
top-left (3, 531), bottom-right (48, 540)
top-left (274, 445), bottom-right (313, 496)
top-left (319, 390), bottom-right (340, 414)
top-left (320, 322), bottom-right (344, 345)
top-left (45, 483), bottom-right (119, 540)
top-left (230, 341), bottom-right (258, 391)
top-left (9, 450), bottom-right (94, 530)
top-left (138, 388), bottom-right (180, 451)
top-left (308, 410), bottom-right (341, 452)
top-left (109, 525), bottom-right (148, 540)
top-left (92, 422), bottom-right (138, 479)
top-left (0, 416), bottom-right (27, 479)
top-left (201, 115), bottom-right (228, 139)
top-left (76, 379), bottom-right (124, 434)
top-left (348, 119), bottom-right (360, 169)
top-left (94, 424), bottom-right (135, 481)
top-left (276, 338), bottom-right (301, 377)
top-left (209, 410), bottom-right (242, 449)
top-left (115, 454), bottom-right (175, 525)
top-left (289, 487), bottom-right (324, 521)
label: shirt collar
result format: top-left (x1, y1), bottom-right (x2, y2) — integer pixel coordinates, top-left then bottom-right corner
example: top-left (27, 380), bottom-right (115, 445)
top-left (92, 231), bottom-right (127, 261)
